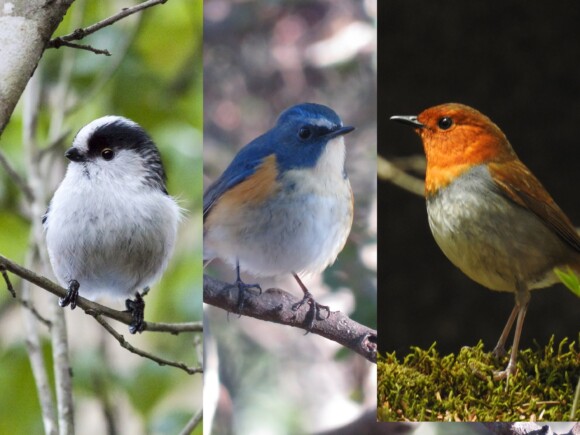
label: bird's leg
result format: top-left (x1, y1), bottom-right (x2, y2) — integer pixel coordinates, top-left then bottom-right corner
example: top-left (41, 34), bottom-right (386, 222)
top-left (140, 286), bottom-right (151, 297)
top-left (125, 292), bottom-right (146, 334)
top-left (493, 286), bottom-right (530, 381)
top-left (492, 304), bottom-right (519, 358)
top-left (234, 261), bottom-right (261, 312)
top-left (291, 272), bottom-right (330, 330)
top-left (59, 279), bottom-right (80, 310)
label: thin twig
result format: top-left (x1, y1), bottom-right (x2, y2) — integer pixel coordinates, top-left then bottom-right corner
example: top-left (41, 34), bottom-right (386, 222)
top-left (0, 264), bottom-right (16, 297)
top-left (17, 298), bottom-right (52, 328)
top-left (48, 40), bottom-right (111, 56)
top-left (178, 409), bottom-right (203, 435)
top-left (48, 0), bottom-right (168, 48)
top-left (0, 149), bottom-right (35, 202)
top-left (203, 274), bottom-right (378, 363)
top-left (146, 320), bottom-right (203, 334)
top-left (66, 9), bottom-right (144, 116)
top-left (0, 254), bottom-right (202, 334)
top-left (91, 313), bottom-right (202, 375)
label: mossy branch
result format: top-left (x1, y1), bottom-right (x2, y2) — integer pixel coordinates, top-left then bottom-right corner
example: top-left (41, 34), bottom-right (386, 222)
top-left (378, 338), bottom-right (580, 421)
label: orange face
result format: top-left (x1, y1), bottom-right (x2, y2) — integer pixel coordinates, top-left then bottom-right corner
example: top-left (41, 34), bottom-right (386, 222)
top-left (414, 103), bottom-right (518, 195)
top-left (408, 103), bottom-right (578, 249)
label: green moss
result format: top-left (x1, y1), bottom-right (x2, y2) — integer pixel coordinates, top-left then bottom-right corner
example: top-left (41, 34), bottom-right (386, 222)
top-left (378, 337), bottom-right (580, 421)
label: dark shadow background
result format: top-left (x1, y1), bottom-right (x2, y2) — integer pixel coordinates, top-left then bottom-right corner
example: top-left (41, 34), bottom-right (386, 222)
top-left (379, 1), bottom-right (580, 354)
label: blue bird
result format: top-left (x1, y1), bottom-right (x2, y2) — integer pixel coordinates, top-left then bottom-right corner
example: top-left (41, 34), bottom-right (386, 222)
top-left (204, 103), bottom-right (355, 327)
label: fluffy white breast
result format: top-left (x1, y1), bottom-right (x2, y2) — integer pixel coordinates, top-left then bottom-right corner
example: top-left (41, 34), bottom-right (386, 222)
top-left (45, 163), bottom-right (180, 300)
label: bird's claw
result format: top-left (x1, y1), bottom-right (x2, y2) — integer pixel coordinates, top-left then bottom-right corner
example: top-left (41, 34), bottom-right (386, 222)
top-left (292, 291), bottom-right (330, 331)
top-left (59, 280), bottom-right (80, 310)
top-left (492, 345), bottom-right (507, 359)
top-left (493, 362), bottom-right (517, 381)
top-left (235, 279), bottom-right (261, 312)
top-left (125, 293), bottom-right (145, 334)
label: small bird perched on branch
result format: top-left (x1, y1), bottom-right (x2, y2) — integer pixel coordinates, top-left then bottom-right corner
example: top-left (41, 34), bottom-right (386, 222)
top-left (391, 103), bottom-right (580, 379)
top-left (44, 116), bottom-right (180, 334)
top-left (204, 103), bottom-right (355, 328)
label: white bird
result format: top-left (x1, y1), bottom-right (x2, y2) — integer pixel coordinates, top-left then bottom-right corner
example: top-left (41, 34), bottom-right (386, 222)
top-left (44, 116), bottom-right (180, 333)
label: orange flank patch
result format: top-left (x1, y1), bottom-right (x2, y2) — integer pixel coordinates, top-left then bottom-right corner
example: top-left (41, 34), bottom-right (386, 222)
top-left (206, 155), bottom-right (280, 228)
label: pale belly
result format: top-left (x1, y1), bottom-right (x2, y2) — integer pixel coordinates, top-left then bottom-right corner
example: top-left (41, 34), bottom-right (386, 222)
top-left (426, 165), bottom-right (573, 293)
top-left (46, 185), bottom-right (178, 299)
top-left (205, 171), bottom-right (353, 276)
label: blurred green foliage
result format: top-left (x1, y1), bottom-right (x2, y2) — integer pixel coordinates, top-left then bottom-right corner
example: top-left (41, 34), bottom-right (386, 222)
top-left (0, 1), bottom-right (202, 433)
top-left (555, 267), bottom-right (580, 298)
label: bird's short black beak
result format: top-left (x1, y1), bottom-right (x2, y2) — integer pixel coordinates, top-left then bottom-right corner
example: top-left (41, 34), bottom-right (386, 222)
top-left (390, 115), bottom-right (424, 128)
top-left (327, 125), bottom-right (355, 138)
top-left (65, 147), bottom-right (86, 162)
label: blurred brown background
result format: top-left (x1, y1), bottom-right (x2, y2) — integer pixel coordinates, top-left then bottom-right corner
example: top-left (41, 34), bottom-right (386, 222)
top-left (203, 0), bottom-right (377, 433)
top-left (379, 1), bottom-right (580, 354)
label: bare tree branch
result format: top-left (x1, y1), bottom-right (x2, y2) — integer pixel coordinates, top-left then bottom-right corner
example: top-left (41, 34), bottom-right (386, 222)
top-left (203, 274), bottom-right (377, 363)
top-left (48, 40), bottom-right (111, 56)
top-left (91, 314), bottom-right (202, 375)
top-left (0, 264), bottom-right (16, 297)
top-left (51, 302), bottom-right (75, 434)
top-left (18, 295), bottom-right (52, 328)
top-left (378, 155), bottom-right (424, 197)
top-left (178, 408), bottom-right (202, 435)
top-left (21, 268), bottom-right (58, 435)
top-left (47, 0), bottom-right (168, 52)
top-left (0, 254), bottom-right (202, 334)
top-left (66, 18), bottom-right (142, 116)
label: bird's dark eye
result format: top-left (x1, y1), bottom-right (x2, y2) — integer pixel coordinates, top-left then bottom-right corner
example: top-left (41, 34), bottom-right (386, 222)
top-left (101, 148), bottom-right (115, 160)
top-left (438, 117), bottom-right (453, 130)
top-left (298, 127), bottom-right (312, 140)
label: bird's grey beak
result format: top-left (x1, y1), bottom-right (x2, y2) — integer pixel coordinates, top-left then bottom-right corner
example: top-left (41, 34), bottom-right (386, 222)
top-left (390, 115), bottom-right (424, 128)
top-left (65, 147), bottom-right (86, 162)
top-left (327, 125), bottom-right (355, 138)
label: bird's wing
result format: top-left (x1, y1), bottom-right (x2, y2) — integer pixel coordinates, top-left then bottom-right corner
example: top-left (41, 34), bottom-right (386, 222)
top-left (203, 140), bottom-right (275, 220)
top-left (489, 159), bottom-right (580, 252)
